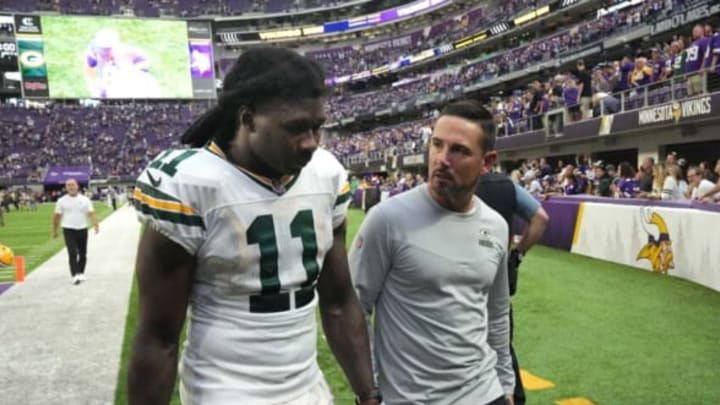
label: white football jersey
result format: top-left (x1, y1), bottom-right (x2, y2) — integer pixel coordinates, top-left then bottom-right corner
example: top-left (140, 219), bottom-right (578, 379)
top-left (133, 142), bottom-right (351, 404)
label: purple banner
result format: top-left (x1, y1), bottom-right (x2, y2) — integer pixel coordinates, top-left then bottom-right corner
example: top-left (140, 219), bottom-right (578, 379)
top-left (44, 166), bottom-right (91, 185)
top-left (513, 194), bottom-right (720, 252)
top-left (512, 199), bottom-right (579, 251)
top-left (189, 42), bottom-right (214, 79)
top-left (380, 10), bottom-right (398, 21)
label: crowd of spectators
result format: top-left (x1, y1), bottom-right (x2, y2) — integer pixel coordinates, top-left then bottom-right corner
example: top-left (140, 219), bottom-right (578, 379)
top-left (327, 74), bottom-right (459, 121)
top-left (306, 0), bottom-right (552, 78)
top-left (323, 118), bottom-right (432, 164)
top-left (0, 0), bottom-right (363, 17)
top-left (489, 18), bottom-right (720, 136)
top-left (0, 102), bottom-right (203, 180)
top-left (324, 0), bottom-right (709, 124)
top-left (1, 0), bottom-right (719, 188)
top-left (509, 153), bottom-right (720, 203)
top-left (352, 153), bottom-right (720, 207)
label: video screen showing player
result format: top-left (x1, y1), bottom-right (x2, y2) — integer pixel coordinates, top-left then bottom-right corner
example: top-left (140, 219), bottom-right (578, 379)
top-left (84, 29), bottom-right (161, 99)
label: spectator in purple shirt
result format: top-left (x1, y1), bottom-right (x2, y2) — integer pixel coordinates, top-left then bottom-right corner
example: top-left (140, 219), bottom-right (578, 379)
top-left (650, 49), bottom-right (666, 82)
top-left (614, 162), bottom-right (641, 198)
top-left (560, 165), bottom-right (584, 195)
top-left (704, 23), bottom-right (720, 92)
top-left (563, 75), bottom-right (581, 121)
top-left (508, 96), bottom-right (523, 132)
top-left (618, 56), bottom-right (635, 91)
top-left (686, 24), bottom-right (710, 96)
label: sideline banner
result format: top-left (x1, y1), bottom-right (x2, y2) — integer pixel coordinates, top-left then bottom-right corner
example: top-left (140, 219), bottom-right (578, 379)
top-left (571, 202), bottom-right (720, 292)
top-left (44, 166), bottom-right (91, 185)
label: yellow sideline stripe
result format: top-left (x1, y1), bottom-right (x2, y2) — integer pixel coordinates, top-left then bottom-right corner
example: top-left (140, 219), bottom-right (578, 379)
top-left (571, 202), bottom-right (585, 246)
top-left (133, 189), bottom-right (197, 216)
top-left (520, 369), bottom-right (555, 390)
top-left (556, 397), bottom-right (597, 405)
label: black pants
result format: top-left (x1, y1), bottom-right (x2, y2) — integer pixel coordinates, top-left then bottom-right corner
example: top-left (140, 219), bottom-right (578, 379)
top-left (111, 198), bottom-right (117, 211)
top-left (510, 305), bottom-right (526, 405)
top-left (63, 228), bottom-right (88, 276)
top-left (486, 395), bottom-right (508, 405)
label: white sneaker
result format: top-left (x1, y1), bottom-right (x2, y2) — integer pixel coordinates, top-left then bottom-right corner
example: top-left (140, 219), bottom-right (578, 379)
top-left (72, 275), bottom-right (81, 285)
top-left (78, 274), bottom-right (87, 282)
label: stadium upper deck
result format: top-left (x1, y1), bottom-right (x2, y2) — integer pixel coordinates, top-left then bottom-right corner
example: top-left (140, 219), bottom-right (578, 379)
top-left (0, 0), bottom-right (398, 18)
top-left (1, 0), bottom-right (719, 183)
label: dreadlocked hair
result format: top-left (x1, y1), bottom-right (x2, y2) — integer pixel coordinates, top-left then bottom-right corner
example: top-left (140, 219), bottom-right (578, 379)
top-left (181, 47), bottom-right (327, 149)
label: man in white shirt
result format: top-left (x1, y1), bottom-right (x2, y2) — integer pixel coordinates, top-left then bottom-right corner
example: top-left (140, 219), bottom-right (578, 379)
top-left (687, 166), bottom-right (717, 201)
top-left (53, 179), bottom-right (99, 285)
top-left (526, 172), bottom-right (543, 196)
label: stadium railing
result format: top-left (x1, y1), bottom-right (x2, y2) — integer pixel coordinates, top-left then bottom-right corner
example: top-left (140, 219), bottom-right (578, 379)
top-left (494, 70), bottom-right (716, 140)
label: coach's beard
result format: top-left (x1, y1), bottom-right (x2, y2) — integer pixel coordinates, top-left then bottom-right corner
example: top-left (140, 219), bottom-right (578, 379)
top-left (437, 182), bottom-right (473, 205)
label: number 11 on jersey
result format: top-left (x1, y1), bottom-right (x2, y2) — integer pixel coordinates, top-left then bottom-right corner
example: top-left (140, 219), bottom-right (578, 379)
top-left (246, 209), bottom-right (320, 313)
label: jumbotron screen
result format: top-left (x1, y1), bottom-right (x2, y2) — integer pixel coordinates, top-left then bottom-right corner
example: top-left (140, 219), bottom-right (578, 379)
top-left (39, 16), bottom-right (197, 99)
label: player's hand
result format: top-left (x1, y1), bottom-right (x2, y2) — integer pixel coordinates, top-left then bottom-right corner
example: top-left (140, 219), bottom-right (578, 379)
top-left (506, 395), bottom-right (515, 405)
top-left (94, 225), bottom-right (99, 234)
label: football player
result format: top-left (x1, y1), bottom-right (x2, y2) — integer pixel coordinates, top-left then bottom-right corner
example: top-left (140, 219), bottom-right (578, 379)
top-left (127, 48), bottom-right (380, 405)
top-left (84, 29), bottom-right (160, 98)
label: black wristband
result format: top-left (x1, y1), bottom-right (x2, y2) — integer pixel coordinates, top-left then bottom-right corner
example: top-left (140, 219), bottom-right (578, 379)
top-left (355, 388), bottom-right (382, 404)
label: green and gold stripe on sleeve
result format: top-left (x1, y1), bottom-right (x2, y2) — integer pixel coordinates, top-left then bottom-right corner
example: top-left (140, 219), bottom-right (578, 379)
top-left (133, 182), bottom-right (205, 230)
top-left (334, 182), bottom-right (352, 206)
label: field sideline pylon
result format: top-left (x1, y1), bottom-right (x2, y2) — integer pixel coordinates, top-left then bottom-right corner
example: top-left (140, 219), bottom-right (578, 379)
top-left (14, 256), bottom-right (25, 282)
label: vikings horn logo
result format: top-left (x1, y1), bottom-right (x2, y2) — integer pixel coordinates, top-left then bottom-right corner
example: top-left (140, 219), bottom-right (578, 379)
top-left (671, 101), bottom-right (682, 123)
top-left (636, 208), bottom-right (674, 274)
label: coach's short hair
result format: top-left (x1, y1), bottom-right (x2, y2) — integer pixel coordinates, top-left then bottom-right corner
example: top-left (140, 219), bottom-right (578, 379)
top-left (440, 100), bottom-right (496, 152)
top-left (181, 48), bottom-right (327, 149)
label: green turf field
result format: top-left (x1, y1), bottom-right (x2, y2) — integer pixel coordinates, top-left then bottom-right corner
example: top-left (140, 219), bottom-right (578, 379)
top-left (0, 202), bottom-right (113, 280)
top-left (40, 15), bottom-right (192, 99)
top-left (5, 206), bottom-right (718, 404)
top-left (112, 209), bottom-right (720, 405)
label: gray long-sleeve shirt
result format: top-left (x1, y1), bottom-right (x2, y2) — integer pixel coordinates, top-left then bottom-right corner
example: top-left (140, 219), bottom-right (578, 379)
top-left (349, 185), bottom-right (513, 405)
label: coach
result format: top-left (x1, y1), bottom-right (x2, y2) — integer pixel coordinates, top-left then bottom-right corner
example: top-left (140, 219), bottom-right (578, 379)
top-left (53, 179), bottom-right (99, 285)
top-left (350, 100), bottom-right (514, 405)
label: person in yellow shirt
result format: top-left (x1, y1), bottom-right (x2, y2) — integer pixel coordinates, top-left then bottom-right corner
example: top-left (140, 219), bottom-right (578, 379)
top-left (630, 57), bottom-right (654, 88)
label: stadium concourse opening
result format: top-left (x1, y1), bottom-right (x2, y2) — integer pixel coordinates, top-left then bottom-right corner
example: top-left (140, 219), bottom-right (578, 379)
top-left (1, 0), bottom-right (720, 403)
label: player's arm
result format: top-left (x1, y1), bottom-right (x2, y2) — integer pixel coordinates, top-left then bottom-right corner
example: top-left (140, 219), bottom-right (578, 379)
top-left (132, 49), bottom-right (151, 72)
top-left (52, 213), bottom-right (61, 238)
top-left (52, 201), bottom-right (62, 238)
top-left (487, 243), bottom-right (515, 400)
top-left (317, 220), bottom-right (379, 405)
top-left (513, 184), bottom-right (549, 255)
top-left (86, 199), bottom-right (99, 233)
top-left (127, 226), bottom-right (195, 405)
top-left (84, 53), bottom-right (99, 97)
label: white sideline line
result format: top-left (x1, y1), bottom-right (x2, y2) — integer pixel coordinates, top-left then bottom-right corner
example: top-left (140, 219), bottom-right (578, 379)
top-left (0, 206), bottom-right (141, 405)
